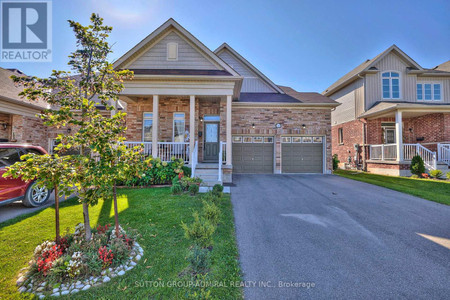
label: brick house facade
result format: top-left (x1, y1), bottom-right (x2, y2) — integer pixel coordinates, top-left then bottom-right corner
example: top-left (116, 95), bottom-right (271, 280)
top-left (325, 45), bottom-right (450, 176)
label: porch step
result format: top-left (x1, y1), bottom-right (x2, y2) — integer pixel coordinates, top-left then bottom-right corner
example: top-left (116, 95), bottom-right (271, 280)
top-left (195, 168), bottom-right (218, 175)
top-left (196, 163), bottom-right (220, 169)
top-left (201, 181), bottom-right (222, 187)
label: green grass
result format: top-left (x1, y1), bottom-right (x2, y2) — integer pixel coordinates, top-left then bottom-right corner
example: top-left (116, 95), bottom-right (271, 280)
top-left (334, 169), bottom-right (450, 205)
top-left (0, 188), bottom-right (242, 299)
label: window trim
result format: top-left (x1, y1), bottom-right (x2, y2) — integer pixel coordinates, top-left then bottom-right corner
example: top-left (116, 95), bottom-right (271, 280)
top-left (167, 42), bottom-right (178, 61)
top-left (416, 82), bottom-right (442, 101)
top-left (142, 112), bottom-right (153, 142)
top-left (173, 112), bottom-right (185, 142)
top-left (381, 71), bottom-right (401, 99)
top-left (338, 128), bottom-right (344, 145)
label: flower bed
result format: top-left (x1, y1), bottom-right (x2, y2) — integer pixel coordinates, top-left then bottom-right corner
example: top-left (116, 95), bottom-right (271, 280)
top-left (16, 223), bottom-right (142, 298)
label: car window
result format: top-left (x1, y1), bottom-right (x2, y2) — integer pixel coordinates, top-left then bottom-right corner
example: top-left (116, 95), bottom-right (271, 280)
top-left (22, 148), bottom-right (42, 155)
top-left (0, 148), bottom-right (22, 168)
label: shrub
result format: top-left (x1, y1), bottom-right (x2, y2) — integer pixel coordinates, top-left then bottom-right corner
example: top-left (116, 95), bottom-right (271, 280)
top-left (332, 154), bottom-right (340, 170)
top-left (202, 191), bottom-right (220, 204)
top-left (189, 184), bottom-right (199, 196)
top-left (410, 155), bottom-right (425, 176)
top-left (123, 157), bottom-right (186, 186)
top-left (182, 166), bottom-right (192, 177)
top-left (188, 246), bottom-right (210, 275)
top-left (410, 174), bottom-right (419, 179)
top-left (181, 212), bottom-right (216, 248)
top-left (202, 201), bottom-right (220, 225)
top-left (430, 170), bottom-right (443, 179)
top-left (447, 172), bottom-right (450, 180)
top-left (212, 184), bottom-right (224, 197)
top-left (180, 177), bottom-right (202, 191)
top-left (171, 184), bottom-right (183, 195)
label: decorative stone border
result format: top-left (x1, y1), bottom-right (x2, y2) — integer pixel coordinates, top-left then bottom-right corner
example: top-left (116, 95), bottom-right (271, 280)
top-left (16, 241), bottom-right (143, 298)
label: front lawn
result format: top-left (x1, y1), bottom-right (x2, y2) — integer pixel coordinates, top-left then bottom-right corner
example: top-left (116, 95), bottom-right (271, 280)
top-left (334, 169), bottom-right (450, 205)
top-left (0, 188), bottom-right (242, 299)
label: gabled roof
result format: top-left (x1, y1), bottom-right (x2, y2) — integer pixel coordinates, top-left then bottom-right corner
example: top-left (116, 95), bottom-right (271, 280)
top-left (214, 43), bottom-right (284, 93)
top-left (433, 60), bottom-right (450, 72)
top-left (323, 45), bottom-right (423, 96)
top-left (113, 18), bottom-right (240, 77)
top-left (279, 86), bottom-right (338, 104)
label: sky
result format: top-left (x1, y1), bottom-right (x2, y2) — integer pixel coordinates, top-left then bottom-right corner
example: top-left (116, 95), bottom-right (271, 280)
top-left (1, 0), bottom-right (449, 93)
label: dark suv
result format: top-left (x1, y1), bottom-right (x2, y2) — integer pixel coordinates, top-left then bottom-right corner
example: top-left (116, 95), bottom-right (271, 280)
top-left (0, 144), bottom-right (51, 207)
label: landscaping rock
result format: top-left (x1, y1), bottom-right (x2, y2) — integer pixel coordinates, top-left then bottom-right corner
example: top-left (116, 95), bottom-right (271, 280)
top-left (61, 290), bottom-right (70, 296)
top-left (130, 261), bottom-right (136, 266)
top-left (18, 286), bottom-right (26, 293)
top-left (39, 295), bottom-right (45, 299)
top-left (82, 284), bottom-right (91, 291)
top-left (16, 276), bottom-right (25, 286)
top-left (135, 254), bottom-right (141, 261)
top-left (52, 287), bottom-right (60, 294)
top-left (51, 292), bottom-right (60, 297)
top-left (72, 288), bottom-right (79, 293)
top-left (117, 270), bottom-right (125, 276)
top-left (103, 276), bottom-right (111, 283)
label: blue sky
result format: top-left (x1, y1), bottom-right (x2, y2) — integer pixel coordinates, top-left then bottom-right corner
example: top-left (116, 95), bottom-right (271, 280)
top-left (1, 0), bottom-right (449, 92)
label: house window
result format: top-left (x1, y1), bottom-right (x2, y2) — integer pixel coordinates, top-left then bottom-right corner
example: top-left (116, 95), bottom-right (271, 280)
top-left (173, 113), bottom-right (185, 142)
top-left (143, 112), bottom-right (153, 142)
top-left (382, 72), bottom-right (400, 99)
top-left (338, 128), bottom-right (343, 144)
top-left (381, 122), bottom-right (396, 144)
top-left (417, 83), bottom-right (441, 101)
top-left (167, 42), bottom-right (178, 61)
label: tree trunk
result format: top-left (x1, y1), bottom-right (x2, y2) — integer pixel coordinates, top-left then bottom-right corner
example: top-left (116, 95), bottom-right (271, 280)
top-left (54, 186), bottom-right (60, 243)
top-left (113, 181), bottom-right (120, 238)
top-left (83, 200), bottom-right (91, 240)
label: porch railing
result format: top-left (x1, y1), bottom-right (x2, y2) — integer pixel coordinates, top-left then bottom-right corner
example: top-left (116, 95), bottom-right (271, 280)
top-left (158, 142), bottom-right (190, 162)
top-left (221, 142), bottom-right (227, 164)
top-left (191, 141), bottom-right (198, 178)
top-left (124, 141), bottom-right (152, 156)
top-left (218, 141), bottom-right (225, 182)
top-left (369, 144), bottom-right (397, 160)
top-left (438, 143), bottom-right (450, 166)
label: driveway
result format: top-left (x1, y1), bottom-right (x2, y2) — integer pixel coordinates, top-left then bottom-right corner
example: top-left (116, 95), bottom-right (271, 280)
top-left (231, 174), bottom-right (450, 300)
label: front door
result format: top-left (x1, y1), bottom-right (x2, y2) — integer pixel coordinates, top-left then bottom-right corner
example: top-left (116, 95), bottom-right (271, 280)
top-left (204, 122), bottom-right (219, 162)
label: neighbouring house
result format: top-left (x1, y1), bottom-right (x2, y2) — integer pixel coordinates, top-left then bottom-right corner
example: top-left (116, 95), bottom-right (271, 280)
top-left (0, 68), bottom-right (49, 149)
top-left (114, 19), bottom-right (339, 185)
top-left (324, 45), bottom-right (450, 176)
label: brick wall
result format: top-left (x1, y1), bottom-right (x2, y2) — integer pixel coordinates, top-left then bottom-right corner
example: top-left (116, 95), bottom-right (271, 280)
top-left (10, 115), bottom-right (48, 150)
top-left (0, 113), bottom-right (11, 140)
top-left (232, 107), bottom-right (332, 173)
top-left (331, 119), bottom-right (364, 168)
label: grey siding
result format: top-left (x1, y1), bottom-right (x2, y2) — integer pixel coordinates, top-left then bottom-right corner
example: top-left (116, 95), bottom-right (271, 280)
top-left (128, 31), bottom-right (220, 70)
top-left (331, 78), bottom-right (364, 125)
top-left (217, 50), bottom-right (277, 93)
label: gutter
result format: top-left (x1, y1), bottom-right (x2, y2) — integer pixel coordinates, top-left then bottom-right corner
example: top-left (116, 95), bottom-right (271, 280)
top-left (233, 102), bottom-right (341, 108)
top-left (0, 95), bottom-right (47, 111)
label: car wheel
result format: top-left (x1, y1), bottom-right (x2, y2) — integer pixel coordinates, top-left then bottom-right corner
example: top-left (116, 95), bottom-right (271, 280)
top-left (22, 182), bottom-right (50, 207)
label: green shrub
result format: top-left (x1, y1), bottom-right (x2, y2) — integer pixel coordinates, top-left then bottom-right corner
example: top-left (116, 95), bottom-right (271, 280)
top-left (202, 191), bottom-right (220, 204)
top-left (212, 184), bottom-right (224, 197)
top-left (430, 169), bottom-right (444, 179)
top-left (410, 155), bottom-right (425, 176)
top-left (181, 212), bottom-right (216, 248)
top-left (172, 176), bottom-right (180, 185)
top-left (171, 183), bottom-right (183, 195)
top-left (410, 174), bottom-right (419, 179)
top-left (447, 172), bottom-right (450, 180)
top-left (123, 157), bottom-right (186, 186)
top-left (332, 154), bottom-right (340, 170)
top-left (189, 184), bottom-right (199, 196)
top-left (188, 246), bottom-right (210, 275)
top-left (180, 176), bottom-right (203, 191)
top-left (182, 166), bottom-right (192, 177)
top-left (202, 201), bottom-right (220, 225)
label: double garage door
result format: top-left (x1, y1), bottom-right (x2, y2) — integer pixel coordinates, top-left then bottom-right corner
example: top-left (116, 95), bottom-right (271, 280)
top-left (232, 135), bottom-right (324, 174)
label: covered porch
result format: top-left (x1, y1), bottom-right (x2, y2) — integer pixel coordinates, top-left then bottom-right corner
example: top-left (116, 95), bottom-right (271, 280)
top-left (361, 103), bottom-right (450, 174)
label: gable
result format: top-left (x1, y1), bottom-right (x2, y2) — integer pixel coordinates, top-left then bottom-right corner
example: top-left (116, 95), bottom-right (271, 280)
top-left (373, 52), bottom-right (410, 73)
top-left (217, 49), bottom-right (276, 93)
top-left (127, 30), bottom-right (220, 70)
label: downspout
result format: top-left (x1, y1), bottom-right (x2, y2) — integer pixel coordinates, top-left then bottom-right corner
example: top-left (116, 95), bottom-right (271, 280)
top-left (357, 73), bottom-right (367, 171)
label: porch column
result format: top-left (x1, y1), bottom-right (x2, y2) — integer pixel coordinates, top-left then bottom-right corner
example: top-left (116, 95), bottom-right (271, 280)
top-left (152, 95), bottom-right (159, 157)
top-left (189, 95), bottom-right (195, 162)
top-left (226, 95), bottom-right (232, 165)
top-left (395, 110), bottom-right (403, 161)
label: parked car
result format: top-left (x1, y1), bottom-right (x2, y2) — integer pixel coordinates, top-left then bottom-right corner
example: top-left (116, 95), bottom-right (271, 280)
top-left (0, 144), bottom-right (51, 207)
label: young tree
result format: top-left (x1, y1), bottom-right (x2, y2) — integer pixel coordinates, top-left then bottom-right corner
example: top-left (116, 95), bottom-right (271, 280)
top-left (4, 154), bottom-right (73, 242)
top-left (11, 14), bottom-right (133, 241)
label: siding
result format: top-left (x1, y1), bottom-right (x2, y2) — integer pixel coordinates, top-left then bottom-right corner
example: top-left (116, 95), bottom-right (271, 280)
top-left (217, 50), bottom-right (277, 93)
top-left (365, 52), bottom-right (450, 108)
top-left (331, 78), bottom-right (364, 125)
top-left (128, 31), bottom-right (220, 70)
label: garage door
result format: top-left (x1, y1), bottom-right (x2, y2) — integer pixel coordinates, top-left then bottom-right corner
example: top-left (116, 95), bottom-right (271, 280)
top-left (233, 136), bottom-right (274, 173)
top-left (281, 136), bottom-right (323, 173)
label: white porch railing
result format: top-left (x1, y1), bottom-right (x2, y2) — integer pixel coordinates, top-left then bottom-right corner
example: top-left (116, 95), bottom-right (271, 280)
top-left (158, 142), bottom-right (190, 162)
top-left (369, 143), bottom-right (437, 170)
top-left (369, 144), bottom-right (397, 160)
top-left (218, 142), bottom-right (225, 182)
top-left (191, 141), bottom-right (198, 178)
top-left (221, 142), bottom-right (227, 165)
top-left (438, 143), bottom-right (450, 166)
top-left (124, 141), bottom-right (152, 156)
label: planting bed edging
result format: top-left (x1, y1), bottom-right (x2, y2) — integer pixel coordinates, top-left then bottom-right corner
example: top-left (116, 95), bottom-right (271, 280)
top-left (16, 241), bottom-right (143, 298)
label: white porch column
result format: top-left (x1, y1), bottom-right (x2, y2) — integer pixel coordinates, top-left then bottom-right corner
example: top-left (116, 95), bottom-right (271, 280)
top-left (152, 95), bottom-right (159, 157)
top-left (226, 95), bottom-right (232, 165)
top-left (189, 95), bottom-right (195, 162)
top-left (395, 110), bottom-right (403, 161)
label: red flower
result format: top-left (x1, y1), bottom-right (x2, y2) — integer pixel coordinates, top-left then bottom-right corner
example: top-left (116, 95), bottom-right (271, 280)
top-left (37, 245), bottom-right (63, 276)
top-left (96, 224), bottom-right (111, 234)
top-left (98, 246), bottom-right (114, 268)
top-left (421, 173), bottom-right (430, 178)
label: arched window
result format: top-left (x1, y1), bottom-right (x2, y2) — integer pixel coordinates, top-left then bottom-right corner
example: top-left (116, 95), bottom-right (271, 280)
top-left (382, 72), bottom-right (400, 99)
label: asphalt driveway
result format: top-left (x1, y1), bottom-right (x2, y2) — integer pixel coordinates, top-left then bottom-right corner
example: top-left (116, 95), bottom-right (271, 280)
top-left (231, 174), bottom-right (450, 300)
